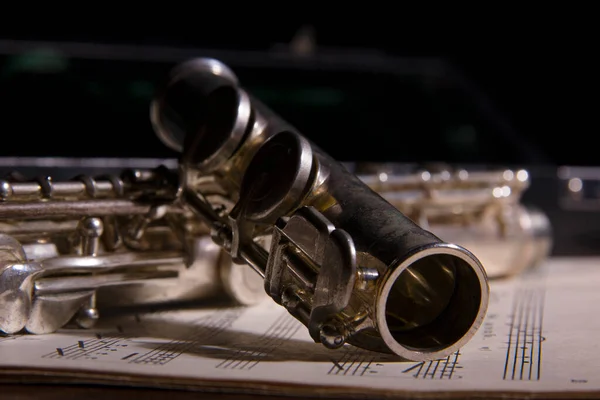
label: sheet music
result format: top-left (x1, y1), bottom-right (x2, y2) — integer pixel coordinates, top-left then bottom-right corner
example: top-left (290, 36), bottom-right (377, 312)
top-left (1, 257), bottom-right (599, 397)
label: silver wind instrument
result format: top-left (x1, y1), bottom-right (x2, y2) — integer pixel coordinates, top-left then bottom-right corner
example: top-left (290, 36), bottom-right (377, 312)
top-left (149, 58), bottom-right (490, 362)
top-left (0, 167), bottom-right (266, 335)
top-left (355, 164), bottom-right (552, 279)
top-left (0, 58), bottom-right (497, 362)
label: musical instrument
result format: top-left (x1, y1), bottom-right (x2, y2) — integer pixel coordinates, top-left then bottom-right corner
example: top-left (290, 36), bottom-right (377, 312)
top-left (150, 58), bottom-right (490, 361)
top-left (0, 166), bottom-right (267, 335)
top-left (354, 163), bottom-right (552, 278)
top-left (0, 58), bottom-right (503, 362)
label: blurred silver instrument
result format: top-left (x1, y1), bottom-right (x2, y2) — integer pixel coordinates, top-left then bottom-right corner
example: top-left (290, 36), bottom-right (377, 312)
top-left (558, 166), bottom-right (600, 211)
top-left (0, 58), bottom-right (499, 362)
top-left (356, 164), bottom-right (552, 279)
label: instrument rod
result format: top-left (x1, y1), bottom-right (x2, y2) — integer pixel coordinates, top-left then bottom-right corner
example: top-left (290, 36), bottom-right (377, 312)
top-left (39, 252), bottom-right (185, 274)
top-left (378, 189), bottom-right (515, 208)
top-left (0, 220), bottom-right (77, 235)
top-left (34, 270), bottom-right (180, 295)
top-left (183, 188), bottom-right (268, 278)
top-left (357, 169), bottom-right (530, 192)
top-left (0, 199), bottom-right (164, 219)
top-left (0, 177), bottom-right (126, 201)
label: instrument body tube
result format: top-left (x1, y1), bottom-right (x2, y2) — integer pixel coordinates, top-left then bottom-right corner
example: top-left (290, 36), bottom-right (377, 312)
top-left (151, 57), bottom-right (490, 361)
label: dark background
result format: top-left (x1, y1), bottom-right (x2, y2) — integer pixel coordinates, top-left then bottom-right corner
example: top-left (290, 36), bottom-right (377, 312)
top-left (0, 21), bottom-right (597, 166)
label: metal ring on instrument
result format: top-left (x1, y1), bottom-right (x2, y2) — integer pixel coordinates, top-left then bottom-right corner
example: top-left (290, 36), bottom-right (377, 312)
top-left (237, 130), bottom-right (316, 224)
top-left (376, 243), bottom-right (489, 361)
top-left (150, 58), bottom-right (252, 174)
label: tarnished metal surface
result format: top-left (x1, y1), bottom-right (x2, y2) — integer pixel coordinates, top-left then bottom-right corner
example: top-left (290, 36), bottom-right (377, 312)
top-left (151, 58), bottom-right (490, 361)
top-left (0, 57), bottom-right (555, 362)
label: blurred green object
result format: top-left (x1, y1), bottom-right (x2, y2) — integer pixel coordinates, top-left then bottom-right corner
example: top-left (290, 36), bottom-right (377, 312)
top-left (251, 87), bottom-right (344, 107)
top-left (129, 80), bottom-right (155, 100)
top-left (1, 48), bottom-right (68, 78)
top-left (86, 81), bottom-right (103, 95)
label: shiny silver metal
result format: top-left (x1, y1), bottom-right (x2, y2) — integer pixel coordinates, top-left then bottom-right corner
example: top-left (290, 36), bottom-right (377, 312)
top-left (0, 58), bottom-right (500, 362)
top-left (355, 164), bottom-right (553, 278)
top-left (0, 167), bottom-right (267, 335)
top-left (151, 58), bottom-right (490, 361)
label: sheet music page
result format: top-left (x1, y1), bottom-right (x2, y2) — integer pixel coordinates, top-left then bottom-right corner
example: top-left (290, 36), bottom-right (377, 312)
top-left (1, 257), bottom-right (599, 397)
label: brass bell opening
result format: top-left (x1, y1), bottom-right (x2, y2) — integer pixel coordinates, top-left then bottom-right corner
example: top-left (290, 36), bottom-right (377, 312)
top-left (378, 245), bottom-right (487, 360)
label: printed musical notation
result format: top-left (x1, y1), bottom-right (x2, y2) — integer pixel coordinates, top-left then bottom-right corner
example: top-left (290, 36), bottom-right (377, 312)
top-left (215, 311), bottom-right (302, 370)
top-left (2, 258), bottom-right (599, 396)
top-left (130, 309), bottom-right (242, 366)
top-left (402, 351), bottom-right (462, 380)
top-left (327, 349), bottom-right (462, 380)
top-left (43, 336), bottom-right (128, 361)
top-left (41, 308), bottom-right (244, 366)
top-left (503, 286), bottom-right (546, 381)
top-left (327, 347), bottom-right (383, 377)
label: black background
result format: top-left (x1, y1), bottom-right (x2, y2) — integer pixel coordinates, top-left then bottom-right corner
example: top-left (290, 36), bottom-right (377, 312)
top-left (1, 18), bottom-right (597, 165)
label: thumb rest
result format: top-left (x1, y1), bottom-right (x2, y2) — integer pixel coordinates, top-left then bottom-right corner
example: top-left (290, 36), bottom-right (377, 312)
top-left (0, 57), bottom-right (513, 362)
